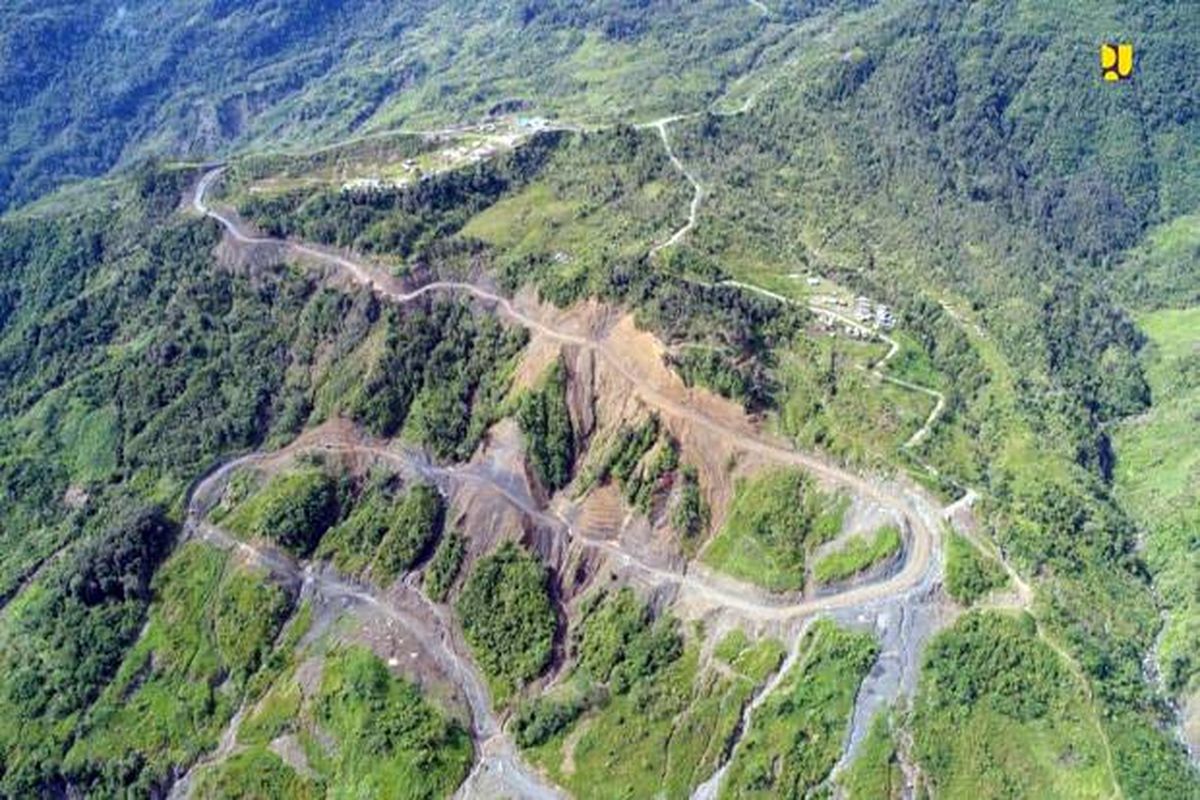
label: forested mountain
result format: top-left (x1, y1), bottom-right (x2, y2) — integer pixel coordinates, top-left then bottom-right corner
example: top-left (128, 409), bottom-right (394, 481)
top-left (0, 0), bottom-right (829, 212)
top-left (1, 1), bottom-right (1197, 798)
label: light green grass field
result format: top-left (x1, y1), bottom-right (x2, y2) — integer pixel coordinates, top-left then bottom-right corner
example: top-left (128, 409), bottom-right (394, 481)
top-left (1114, 306), bottom-right (1200, 700)
top-left (714, 629), bottom-right (787, 684)
top-left (193, 746), bottom-right (322, 800)
top-left (1115, 307), bottom-right (1200, 517)
top-left (196, 644), bottom-right (471, 799)
top-left (529, 628), bottom-right (787, 800)
top-left (459, 134), bottom-right (691, 287)
top-left (813, 525), bottom-right (901, 584)
top-left (702, 467), bottom-right (847, 592)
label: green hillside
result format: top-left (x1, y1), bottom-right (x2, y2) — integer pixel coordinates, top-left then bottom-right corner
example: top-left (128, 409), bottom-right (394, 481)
top-left (0, 1), bottom-right (1198, 797)
top-left (0, 0), bottom-right (830, 212)
top-left (1115, 306), bottom-right (1200, 720)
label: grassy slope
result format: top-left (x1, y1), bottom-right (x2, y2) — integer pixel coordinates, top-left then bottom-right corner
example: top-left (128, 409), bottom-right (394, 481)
top-left (840, 711), bottom-right (902, 800)
top-left (714, 629), bottom-right (788, 684)
top-left (813, 525), bottom-right (901, 584)
top-left (772, 335), bottom-right (934, 469)
top-left (62, 543), bottom-right (295, 793)
top-left (193, 747), bottom-right (322, 800)
top-left (529, 646), bottom-right (745, 799)
top-left (720, 620), bottom-right (877, 798)
top-left (528, 628), bottom-right (784, 799)
top-left (194, 644), bottom-right (472, 798)
top-left (308, 646), bottom-right (473, 796)
top-left (702, 467), bottom-right (846, 592)
top-left (460, 131), bottom-right (693, 276)
top-left (1114, 306), bottom-right (1200, 704)
top-left (912, 611), bottom-right (1115, 799)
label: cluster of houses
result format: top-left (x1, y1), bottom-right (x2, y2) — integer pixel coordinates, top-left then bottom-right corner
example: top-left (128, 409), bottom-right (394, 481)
top-left (814, 307), bottom-right (874, 340)
top-left (807, 274), bottom-right (897, 333)
top-left (341, 176), bottom-right (391, 193)
top-left (443, 141), bottom-right (499, 164)
top-left (855, 295), bottom-right (895, 330)
top-left (340, 157), bottom-right (424, 193)
top-left (340, 139), bottom-right (504, 194)
top-left (336, 116), bottom-right (552, 196)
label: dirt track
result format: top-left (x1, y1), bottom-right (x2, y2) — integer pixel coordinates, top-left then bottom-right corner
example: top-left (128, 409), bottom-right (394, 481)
top-left (182, 440), bottom-right (565, 800)
top-left (190, 167), bottom-right (967, 799)
top-left (178, 427), bottom-right (944, 800)
top-left (648, 120), bottom-right (704, 256)
top-left (181, 39), bottom-right (1137, 788)
top-left (193, 168), bottom-right (950, 622)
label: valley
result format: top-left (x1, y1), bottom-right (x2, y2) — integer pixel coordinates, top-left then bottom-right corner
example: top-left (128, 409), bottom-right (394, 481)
top-left (0, 2), bottom-right (1197, 798)
top-left (179, 145), bottom-right (1081, 798)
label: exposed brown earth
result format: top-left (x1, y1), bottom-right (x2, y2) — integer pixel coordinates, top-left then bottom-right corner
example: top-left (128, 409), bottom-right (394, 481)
top-left (187, 166), bottom-right (982, 799)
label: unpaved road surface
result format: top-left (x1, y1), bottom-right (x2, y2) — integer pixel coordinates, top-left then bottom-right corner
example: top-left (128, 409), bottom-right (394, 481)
top-left (194, 167), bottom-right (948, 623)
top-left (192, 167), bottom-right (967, 798)
top-left (196, 430), bottom-right (945, 625)
top-left (180, 443), bottom-right (564, 800)
top-left (648, 120), bottom-right (704, 256)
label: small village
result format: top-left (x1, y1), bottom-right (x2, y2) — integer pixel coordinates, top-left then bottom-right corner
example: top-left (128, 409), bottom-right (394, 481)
top-left (340, 115), bottom-right (553, 194)
top-left (799, 273), bottom-right (896, 343)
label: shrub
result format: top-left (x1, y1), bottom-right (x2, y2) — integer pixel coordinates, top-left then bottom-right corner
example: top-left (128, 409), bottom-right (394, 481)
top-left (457, 542), bottom-right (556, 694)
top-left (424, 531), bottom-right (466, 601)
top-left (517, 359), bottom-right (575, 491)
top-left (944, 534), bottom-right (1008, 605)
top-left (373, 484), bottom-right (445, 583)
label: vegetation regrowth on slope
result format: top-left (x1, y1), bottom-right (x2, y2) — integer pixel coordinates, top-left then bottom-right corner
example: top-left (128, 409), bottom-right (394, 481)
top-left (944, 533), bottom-right (1009, 606)
top-left (840, 711), bottom-right (902, 800)
top-left (63, 543), bottom-right (294, 795)
top-left (703, 467), bottom-right (846, 592)
top-left (812, 524), bottom-right (902, 584)
top-left (519, 589), bottom-right (780, 799)
top-left (913, 611), bottom-right (1117, 799)
top-left (223, 468), bottom-right (340, 557)
top-left (721, 620), bottom-right (878, 799)
top-left (1114, 307), bottom-right (1200, 704)
top-left (457, 541), bottom-right (557, 700)
top-left (517, 357), bottom-right (576, 492)
top-left (199, 645), bottom-right (472, 799)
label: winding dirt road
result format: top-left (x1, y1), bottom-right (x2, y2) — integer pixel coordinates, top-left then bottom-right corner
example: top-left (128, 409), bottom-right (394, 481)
top-left (180, 427), bottom-right (943, 800)
top-left (648, 120), bottom-right (704, 257)
top-left (211, 433), bottom-right (942, 624)
top-left (639, 60), bottom-right (951, 459)
top-left (189, 166), bottom-right (960, 798)
top-left (183, 445), bottom-right (565, 800)
top-left (193, 167), bottom-right (948, 623)
top-left (717, 278), bottom-right (948, 451)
